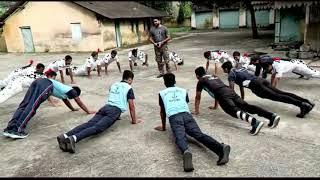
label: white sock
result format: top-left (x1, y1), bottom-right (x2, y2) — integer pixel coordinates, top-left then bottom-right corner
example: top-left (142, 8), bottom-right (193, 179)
top-left (72, 135), bottom-right (77, 142)
top-left (63, 134), bottom-right (68, 138)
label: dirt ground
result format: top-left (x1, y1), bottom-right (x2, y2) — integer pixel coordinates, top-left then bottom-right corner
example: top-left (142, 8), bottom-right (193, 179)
top-left (0, 30), bottom-right (319, 177)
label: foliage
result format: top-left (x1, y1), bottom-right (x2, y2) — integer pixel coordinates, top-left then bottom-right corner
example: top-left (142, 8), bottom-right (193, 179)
top-left (138, 1), bottom-right (173, 16)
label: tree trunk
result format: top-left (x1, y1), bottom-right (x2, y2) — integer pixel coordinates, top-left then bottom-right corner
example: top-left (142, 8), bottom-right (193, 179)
top-left (245, 0), bottom-right (259, 39)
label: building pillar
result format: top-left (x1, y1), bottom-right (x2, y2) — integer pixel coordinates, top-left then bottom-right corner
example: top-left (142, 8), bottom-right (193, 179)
top-left (239, 6), bottom-right (246, 27)
top-left (191, 9), bottom-right (196, 29)
top-left (212, 6), bottom-right (219, 29)
top-left (274, 9), bottom-right (281, 43)
top-left (269, 9), bottom-right (275, 25)
top-left (304, 5), bottom-right (310, 43)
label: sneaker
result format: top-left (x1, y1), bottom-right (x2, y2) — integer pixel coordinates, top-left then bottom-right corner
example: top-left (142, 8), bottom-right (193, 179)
top-left (268, 114), bottom-right (280, 129)
top-left (5, 130), bottom-right (29, 139)
top-left (217, 143), bottom-right (231, 166)
top-left (57, 134), bottom-right (68, 152)
top-left (183, 150), bottom-right (194, 172)
top-left (297, 102), bottom-right (312, 118)
top-left (66, 136), bottom-right (76, 153)
top-left (250, 120), bottom-right (264, 136)
top-left (3, 129), bottom-right (11, 137)
top-left (156, 74), bottom-right (164, 78)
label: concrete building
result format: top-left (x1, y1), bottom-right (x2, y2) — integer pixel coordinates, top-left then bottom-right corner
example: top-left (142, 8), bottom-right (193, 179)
top-left (274, 1), bottom-right (320, 52)
top-left (191, 1), bottom-right (274, 29)
top-left (0, 1), bottom-right (166, 53)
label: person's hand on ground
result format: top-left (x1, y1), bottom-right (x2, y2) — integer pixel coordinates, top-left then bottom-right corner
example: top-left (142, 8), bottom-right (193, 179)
top-left (72, 108), bottom-right (80, 111)
top-left (208, 105), bottom-right (218, 110)
top-left (132, 119), bottom-right (143, 124)
top-left (87, 110), bottom-right (96, 114)
top-left (191, 111), bottom-right (199, 115)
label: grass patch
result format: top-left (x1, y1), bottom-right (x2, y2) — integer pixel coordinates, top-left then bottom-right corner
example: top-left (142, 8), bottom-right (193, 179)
top-left (168, 26), bottom-right (191, 33)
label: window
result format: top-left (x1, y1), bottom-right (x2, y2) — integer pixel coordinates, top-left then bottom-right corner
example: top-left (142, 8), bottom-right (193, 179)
top-left (71, 23), bottom-right (82, 41)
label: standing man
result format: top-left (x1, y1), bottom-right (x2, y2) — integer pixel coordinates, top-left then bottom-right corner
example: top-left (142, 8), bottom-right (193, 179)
top-left (149, 18), bottom-right (171, 78)
top-left (57, 70), bottom-right (142, 153)
top-left (194, 67), bottom-right (280, 135)
top-left (155, 73), bottom-right (230, 172)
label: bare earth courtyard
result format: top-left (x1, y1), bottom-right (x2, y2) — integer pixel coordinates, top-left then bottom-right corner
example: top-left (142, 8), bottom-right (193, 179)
top-left (0, 30), bottom-right (319, 177)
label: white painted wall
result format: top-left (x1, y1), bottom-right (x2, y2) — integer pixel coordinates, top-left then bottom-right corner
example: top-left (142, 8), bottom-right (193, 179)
top-left (191, 10), bottom-right (196, 28)
top-left (212, 7), bottom-right (219, 28)
top-left (269, 9), bottom-right (275, 24)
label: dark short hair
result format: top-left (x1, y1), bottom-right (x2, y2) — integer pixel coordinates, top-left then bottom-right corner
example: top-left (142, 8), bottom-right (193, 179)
top-left (111, 50), bottom-right (117, 55)
top-left (122, 70), bottom-right (134, 80)
top-left (36, 63), bottom-right (45, 69)
top-left (195, 67), bottom-right (206, 77)
top-left (251, 54), bottom-right (260, 61)
top-left (132, 49), bottom-right (138, 54)
top-left (221, 61), bottom-right (233, 72)
top-left (163, 73), bottom-right (176, 87)
top-left (153, 18), bottom-right (160, 21)
top-left (72, 86), bottom-right (81, 96)
top-left (91, 51), bottom-right (98, 57)
top-left (65, 55), bottom-right (72, 61)
top-left (203, 51), bottom-right (211, 59)
top-left (233, 51), bottom-right (240, 57)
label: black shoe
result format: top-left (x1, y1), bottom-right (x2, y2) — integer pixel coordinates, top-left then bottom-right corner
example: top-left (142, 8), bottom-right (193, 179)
top-left (134, 62), bottom-right (137, 66)
top-left (57, 134), bottom-right (68, 152)
top-left (156, 74), bottom-right (164, 78)
top-left (297, 102), bottom-right (312, 118)
top-left (268, 114), bottom-right (281, 129)
top-left (217, 143), bottom-right (230, 166)
top-left (183, 150), bottom-right (194, 172)
top-left (250, 120), bottom-right (264, 136)
top-left (66, 136), bottom-right (76, 153)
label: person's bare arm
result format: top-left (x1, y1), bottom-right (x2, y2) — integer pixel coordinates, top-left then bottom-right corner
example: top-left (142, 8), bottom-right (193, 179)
top-left (205, 60), bottom-right (210, 72)
top-left (69, 68), bottom-right (75, 84)
top-left (174, 62), bottom-right (178, 71)
top-left (128, 99), bottom-right (142, 124)
top-left (105, 64), bottom-right (109, 75)
top-left (48, 96), bottom-right (61, 107)
top-left (116, 62), bottom-right (121, 73)
top-left (129, 61), bottom-right (133, 71)
top-left (62, 99), bottom-right (78, 111)
top-left (73, 97), bottom-right (95, 114)
top-left (59, 70), bottom-right (65, 83)
top-left (271, 74), bottom-right (279, 87)
top-left (194, 91), bottom-right (202, 115)
top-left (97, 65), bottom-right (101, 76)
top-left (155, 106), bottom-right (166, 131)
top-left (87, 67), bottom-right (92, 79)
top-left (240, 85), bottom-right (245, 100)
top-left (214, 63), bottom-right (218, 75)
top-left (149, 37), bottom-right (157, 46)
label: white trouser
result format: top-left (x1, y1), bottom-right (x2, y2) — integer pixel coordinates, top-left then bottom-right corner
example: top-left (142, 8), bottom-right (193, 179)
top-left (293, 63), bottom-right (320, 78)
top-left (72, 67), bottom-right (88, 76)
top-left (0, 76), bottom-right (34, 103)
top-left (0, 70), bottom-right (21, 88)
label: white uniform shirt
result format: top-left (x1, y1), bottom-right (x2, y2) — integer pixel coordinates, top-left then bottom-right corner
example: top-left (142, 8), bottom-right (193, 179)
top-left (128, 50), bottom-right (146, 63)
top-left (169, 52), bottom-right (183, 63)
top-left (237, 55), bottom-right (251, 69)
top-left (209, 51), bottom-right (235, 64)
top-left (46, 59), bottom-right (69, 72)
top-left (272, 60), bottom-right (298, 78)
top-left (76, 56), bottom-right (97, 75)
top-left (97, 53), bottom-right (119, 66)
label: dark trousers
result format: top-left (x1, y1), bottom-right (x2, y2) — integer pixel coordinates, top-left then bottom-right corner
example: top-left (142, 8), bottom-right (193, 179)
top-left (169, 112), bottom-right (223, 156)
top-left (216, 88), bottom-right (274, 120)
top-left (154, 44), bottom-right (170, 74)
top-left (5, 78), bottom-right (53, 133)
top-left (66, 105), bottom-right (121, 142)
top-left (249, 78), bottom-right (310, 107)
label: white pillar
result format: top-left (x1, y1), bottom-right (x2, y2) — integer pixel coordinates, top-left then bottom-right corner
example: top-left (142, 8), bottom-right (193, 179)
top-left (212, 7), bottom-right (219, 28)
top-left (239, 7), bottom-right (246, 27)
top-left (269, 9), bottom-right (275, 24)
top-left (304, 5), bottom-right (310, 43)
top-left (191, 10), bottom-right (196, 29)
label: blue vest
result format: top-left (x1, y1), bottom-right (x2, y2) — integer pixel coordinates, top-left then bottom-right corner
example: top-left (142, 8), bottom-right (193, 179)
top-left (49, 79), bottom-right (73, 99)
top-left (107, 81), bottom-right (132, 112)
top-left (159, 86), bottom-right (190, 118)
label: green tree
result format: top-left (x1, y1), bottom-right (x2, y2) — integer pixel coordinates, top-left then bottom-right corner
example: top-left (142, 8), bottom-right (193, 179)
top-left (177, 3), bottom-right (185, 24)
